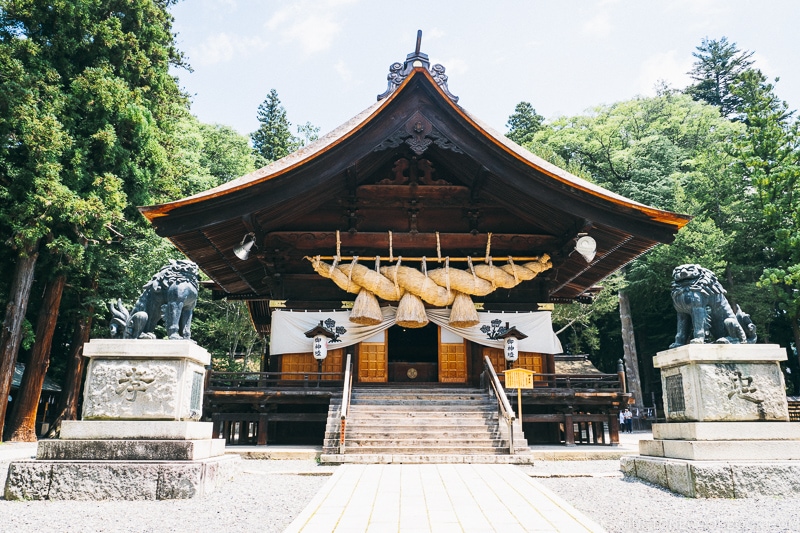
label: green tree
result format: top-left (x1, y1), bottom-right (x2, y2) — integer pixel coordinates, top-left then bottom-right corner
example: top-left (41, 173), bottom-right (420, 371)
top-left (685, 36), bottom-right (754, 119)
top-left (536, 93), bottom-right (739, 211)
top-left (533, 93), bottom-right (741, 400)
top-left (192, 300), bottom-right (265, 372)
top-left (506, 102), bottom-right (544, 146)
top-left (200, 123), bottom-right (257, 183)
top-left (251, 88), bottom-right (300, 165)
top-left (728, 69), bottom-right (800, 389)
top-left (0, 0), bottom-right (186, 440)
top-left (296, 121), bottom-right (321, 148)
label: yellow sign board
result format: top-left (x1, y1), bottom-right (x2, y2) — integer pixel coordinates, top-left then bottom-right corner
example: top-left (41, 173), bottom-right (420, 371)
top-left (504, 368), bottom-right (535, 389)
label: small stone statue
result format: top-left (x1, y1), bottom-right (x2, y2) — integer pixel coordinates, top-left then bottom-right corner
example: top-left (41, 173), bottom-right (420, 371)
top-left (669, 264), bottom-right (757, 348)
top-left (110, 259), bottom-right (199, 340)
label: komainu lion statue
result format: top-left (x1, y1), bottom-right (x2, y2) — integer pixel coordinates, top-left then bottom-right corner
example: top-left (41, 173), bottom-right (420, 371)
top-left (109, 259), bottom-right (199, 340)
top-left (669, 264), bottom-right (757, 348)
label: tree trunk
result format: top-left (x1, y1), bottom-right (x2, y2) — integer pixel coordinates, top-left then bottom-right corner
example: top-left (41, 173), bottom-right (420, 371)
top-left (5, 274), bottom-right (66, 442)
top-left (45, 296), bottom-right (95, 438)
top-left (791, 317), bottom-right (800, 396)
top-left (619, 290), bottom-right (644, 408)
top-left (0, 243), bottom-right (40, 440)
top-left (725, 264), bottom-right (737, 311)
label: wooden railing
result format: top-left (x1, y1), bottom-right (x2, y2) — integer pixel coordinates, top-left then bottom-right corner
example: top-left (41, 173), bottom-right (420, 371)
top-left (482, 356), bottom-right (516, 454)
top-left (207, 371), bottom-right (345, 390)
top-left (339, 354), bottom-right (353, 454)
top-left (207, 370), bottom-right (620, 392)
top-left (499, 372), bottom-right (622, 390)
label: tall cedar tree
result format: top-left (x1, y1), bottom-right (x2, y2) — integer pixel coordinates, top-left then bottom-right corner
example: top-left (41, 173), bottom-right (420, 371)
top-left (250, 89), bottom-right (299, 165)
top-left (730, 70), bottom-right (800, 390)
top-left (686, 36), bottom-right (755, 119)
top-left (506, 102), bottom-right (544, 146)
top-left (0, 0), bottom-right (186, 440)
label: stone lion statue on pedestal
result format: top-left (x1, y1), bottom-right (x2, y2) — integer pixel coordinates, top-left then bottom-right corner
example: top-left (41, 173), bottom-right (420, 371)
top-left (110, 259), bottom-right (199, 340)
top-left (669, 264), bottom-right (757, 349)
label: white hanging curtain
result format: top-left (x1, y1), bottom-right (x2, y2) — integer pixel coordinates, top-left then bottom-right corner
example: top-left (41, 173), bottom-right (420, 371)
top-left (426, 309), bottom-right (562, 353)
top-left (269, 307), bottom-right (562, 355)
top-left (270, 307), bottom-right (397, 355)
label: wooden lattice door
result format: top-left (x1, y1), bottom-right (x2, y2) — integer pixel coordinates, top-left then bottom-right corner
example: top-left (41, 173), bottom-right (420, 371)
top-left (439, 329), bottom-right (467, 383)
top-left (358, 337), bottom-right (387, 382)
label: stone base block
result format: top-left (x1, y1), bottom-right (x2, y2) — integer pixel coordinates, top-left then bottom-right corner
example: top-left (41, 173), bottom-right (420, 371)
top-left (655, 344), bottom-right (789, 422)
top-left (640, 438), bottom-right (800, 461)
top-left (653, 421), bottom-right (800, 441)
top-left (61, 420), bottom-right (213, 440)
top-left (82, 339), bottom-right (210, 421)
top-left (621, 455), bottom-right (800, 498)
top-left (4, 455), bottom-right (239, 501)
top-left (36, 438), bottom-right (226, 461)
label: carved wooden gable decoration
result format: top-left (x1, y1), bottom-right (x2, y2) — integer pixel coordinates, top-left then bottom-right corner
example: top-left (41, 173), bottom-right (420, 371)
top-left (140, 37), bottom-right (690, 333)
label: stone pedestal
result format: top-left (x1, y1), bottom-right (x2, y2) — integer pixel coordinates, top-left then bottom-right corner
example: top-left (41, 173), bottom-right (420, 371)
top-left (4, 340), bottom-right (238, 501)
top-left (656, 344), bottom-right (788, 422)
top-left (82, 338), bottom-right (209, 420)
top-left (621, 344), bottom-right (800, 498)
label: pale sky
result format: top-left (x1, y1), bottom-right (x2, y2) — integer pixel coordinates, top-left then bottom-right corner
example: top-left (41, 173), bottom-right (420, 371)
top-left (169, 0), bottom-right (800, 139)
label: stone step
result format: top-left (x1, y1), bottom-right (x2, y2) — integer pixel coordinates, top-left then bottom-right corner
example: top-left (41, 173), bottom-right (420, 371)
top-left (340, 421), bottom-right (497, 429)
top-left (331, 428), bottom-right (498, 438)
top-left (342, 411), bottom-right (498, 419)
top-left (350, 400), bottom-right (497, 412)
top-left (319, 454), bottom-right (535, 464)
top-left (350, 393), bottom-right (491, 402)
top-left (331, 438), bottom-right (507, 448)
top-left (334, 446), bottom-right (509, 455)
top-left (322, 387), bottom-right (512, 458)
top-left (329, 427), bottom-right (500, 436)
top-left (351, 385), bottom-right (486, 394)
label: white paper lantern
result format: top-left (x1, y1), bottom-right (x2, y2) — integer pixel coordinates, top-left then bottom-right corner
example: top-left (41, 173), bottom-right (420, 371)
top-left (504, 336), bottom-right (519, 362)
top-left (313, 335), bottom-right (328, 360)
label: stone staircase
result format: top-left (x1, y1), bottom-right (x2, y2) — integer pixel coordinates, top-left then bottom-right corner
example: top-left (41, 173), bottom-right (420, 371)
top-left (320, 387), bottom-right (531, 464)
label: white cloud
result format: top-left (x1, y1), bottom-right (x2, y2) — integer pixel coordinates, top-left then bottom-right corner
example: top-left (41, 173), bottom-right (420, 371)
top-left (266, 3), bottom-right (345, 55)
top-left (425, 28), bottom-right (446, 41)
top-left (636, 50), bottom-right (694, 95)
top-left (190, 33), bottom-right (269, 66)
top-left (335, 59), bottom-right (353, 83)
top-left (284, 15), bottom-right (341, 55)
top-left (664, 0), bottom-right (727, 18)
top-left (438, 57), bottom-right (468, 77)
top-left (582, 12), bottom-right (613, 38)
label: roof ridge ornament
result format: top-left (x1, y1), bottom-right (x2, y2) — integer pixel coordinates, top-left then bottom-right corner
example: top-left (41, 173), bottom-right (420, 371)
top-left (377, 30), bottom-right (459, 103)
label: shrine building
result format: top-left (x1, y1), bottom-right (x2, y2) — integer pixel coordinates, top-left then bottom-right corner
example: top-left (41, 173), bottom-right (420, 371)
top-left (140, 36), bottom-right (689, 453)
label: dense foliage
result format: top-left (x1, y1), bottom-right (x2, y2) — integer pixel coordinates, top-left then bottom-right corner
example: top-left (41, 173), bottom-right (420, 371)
top-left (511, 38), bottom-right (800, 394)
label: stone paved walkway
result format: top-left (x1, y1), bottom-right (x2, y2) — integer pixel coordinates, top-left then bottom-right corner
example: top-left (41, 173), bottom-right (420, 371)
top-left (284, 463), bottom-right (605, 533)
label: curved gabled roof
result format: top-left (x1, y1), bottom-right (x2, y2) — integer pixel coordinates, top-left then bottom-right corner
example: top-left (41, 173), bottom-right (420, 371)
top-left (141, 68), bottom-right (687, 233)
top-left (139, 64), bottom-right (689, 320)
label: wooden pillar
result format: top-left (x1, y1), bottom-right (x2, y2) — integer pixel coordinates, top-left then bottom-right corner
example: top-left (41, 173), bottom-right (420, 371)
top-left (212, 414), bottom-right (221, 439)
top-left (257, 413), bottom-right (268, 446)
top-left (564, 413), bottom-right (575, 446)
top-left (609, 412), bottom-right (620, 445)
top-left (594, 421), bottom-right (605, 444)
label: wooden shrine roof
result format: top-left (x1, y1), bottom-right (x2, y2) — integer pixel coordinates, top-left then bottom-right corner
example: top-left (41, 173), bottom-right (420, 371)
top-left (140, 54), bottom-right (689, 333)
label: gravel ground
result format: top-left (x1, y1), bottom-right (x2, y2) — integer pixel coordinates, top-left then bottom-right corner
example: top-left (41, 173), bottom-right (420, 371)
top-left (526, 461), bottom-right (800, 533)
top-left (2, 458), bottom-right (798, 532)
top-left (0, 459), bottom-right (336, 533)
